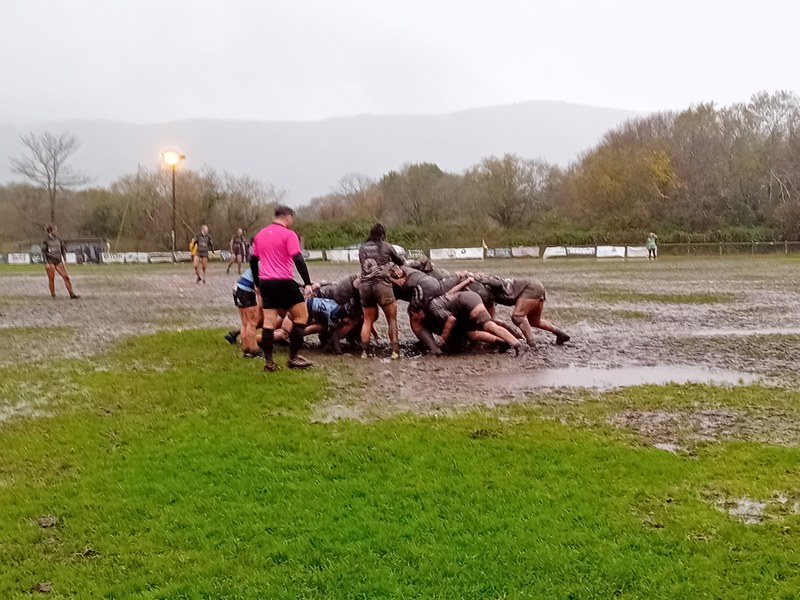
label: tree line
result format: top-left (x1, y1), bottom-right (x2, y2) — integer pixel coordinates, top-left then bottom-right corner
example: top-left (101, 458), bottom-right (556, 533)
top-left (3, 91), bottom-right (799, 251)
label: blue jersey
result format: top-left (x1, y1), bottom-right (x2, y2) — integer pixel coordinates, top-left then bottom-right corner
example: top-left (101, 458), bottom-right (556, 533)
top-left (306, 297), bottom-right (342, 330)
top-left (236, 268), bottom-right (256, 293)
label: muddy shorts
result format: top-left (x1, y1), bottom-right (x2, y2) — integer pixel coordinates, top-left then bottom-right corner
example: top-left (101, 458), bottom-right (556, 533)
top-left (359, 280), bottom-right (395, 308)
top-left (467, 282), bottom-right (494, 309)
top-left (453, 291), bottom-right (489, 329)
top-left (233, 287), bottom-right (257, 309)
top-left (260, 279), bottom-right (305, 310)
top-left (519, 280), bottom-right (546, 301)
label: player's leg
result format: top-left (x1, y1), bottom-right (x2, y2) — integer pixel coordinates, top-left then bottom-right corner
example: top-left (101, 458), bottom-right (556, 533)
top-left (45, 263), bottom-right (56, 298)
top-left (525, 299), bottom-right (570, 344)
top-left (380, 300), bottom-right (400, 358)
top-left (287, 299), bottom-right (312, 368)
top-left (193, 255), bottom-right (201, 282)
top-left (55, 262), bottom-right (77, 298)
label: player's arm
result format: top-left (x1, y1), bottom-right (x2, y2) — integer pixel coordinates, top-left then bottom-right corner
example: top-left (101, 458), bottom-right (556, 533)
top-left (288, 232), bottom-right (312, 290)
top-left (292, 253), bottom-right (312, 288)
top-left (250, 256), bottom-right (260, 287)
top-left (445, 276), bottom-right (473, 295)
top-left (439, 315), bottom-right (457, 344)
top-left (388, 243), bottom-right (405, 266)
top-left (410, 311), bottom-right (441, 355)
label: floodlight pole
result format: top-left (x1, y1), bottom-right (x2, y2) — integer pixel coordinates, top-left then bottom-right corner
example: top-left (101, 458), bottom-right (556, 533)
top-left (171, 163), bottom-right (177, 254)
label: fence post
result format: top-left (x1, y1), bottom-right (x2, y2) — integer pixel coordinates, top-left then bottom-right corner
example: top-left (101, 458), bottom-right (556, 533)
top-left (687, 242), bottom-right (691, 256)
top-left (751, 242), bottom-right (755, 255)
top-left (719, 244), bottom-right (722, 257)
top-left (786, 241), bottom-right (789, 255)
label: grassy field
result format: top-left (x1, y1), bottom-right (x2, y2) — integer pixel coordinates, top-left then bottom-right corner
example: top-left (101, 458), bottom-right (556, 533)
top-left (2, 330), bottom-right (800, 598)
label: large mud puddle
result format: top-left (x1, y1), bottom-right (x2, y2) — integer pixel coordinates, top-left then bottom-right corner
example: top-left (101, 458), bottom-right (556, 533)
top-left (487, 366), bottom-right (758, 392)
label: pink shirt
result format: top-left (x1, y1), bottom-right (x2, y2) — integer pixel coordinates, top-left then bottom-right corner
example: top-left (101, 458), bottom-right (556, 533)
top-left (251, 223), bottom-right (302, 280)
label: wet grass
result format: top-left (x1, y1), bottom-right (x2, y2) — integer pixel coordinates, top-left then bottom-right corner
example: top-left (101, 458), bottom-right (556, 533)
top-left (0, 327), bottom-right (78, 366)
top-left (1, 331), bottom-right (800, 598)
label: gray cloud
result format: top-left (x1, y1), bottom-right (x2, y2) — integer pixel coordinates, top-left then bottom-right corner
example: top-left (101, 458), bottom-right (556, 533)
top-left (1, 0), bottom-right (798, 123)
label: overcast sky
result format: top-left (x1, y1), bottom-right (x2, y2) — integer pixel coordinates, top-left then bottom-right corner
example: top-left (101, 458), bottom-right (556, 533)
top-left (1, 0), bottom-right (797, 123)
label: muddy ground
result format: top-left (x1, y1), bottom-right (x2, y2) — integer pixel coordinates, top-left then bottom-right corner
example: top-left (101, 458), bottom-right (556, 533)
top-left (2, 257), bottom-right (800, 433)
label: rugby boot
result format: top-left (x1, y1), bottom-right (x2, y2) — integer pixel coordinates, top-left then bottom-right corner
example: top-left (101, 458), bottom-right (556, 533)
top-left (288, 355), bottom-right (314, 369)
top-left (555, 331), bottom-right (571, 345)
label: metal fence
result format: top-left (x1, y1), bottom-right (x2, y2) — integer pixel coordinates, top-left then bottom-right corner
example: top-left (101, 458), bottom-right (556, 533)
top-left (656, 241), bottom-right (800, 257)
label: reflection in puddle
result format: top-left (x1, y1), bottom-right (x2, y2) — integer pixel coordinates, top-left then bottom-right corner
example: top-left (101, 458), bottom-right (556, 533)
top-left (498, 366), bottom-right (757, 391)
top-left (692, 327), bottom-right (800, 337)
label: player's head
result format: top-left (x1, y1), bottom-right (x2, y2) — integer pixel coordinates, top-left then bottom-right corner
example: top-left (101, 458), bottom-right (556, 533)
top-left (237, 228), bottom-right (243, 235)
top-left (274, 205), bottom-right (295, 226)
top-left (201, 224), bottom-right (208, 234)
top-left (45, 223), bottom-right (56, 235)
top-left (367, 223), bottom-right (386, 243)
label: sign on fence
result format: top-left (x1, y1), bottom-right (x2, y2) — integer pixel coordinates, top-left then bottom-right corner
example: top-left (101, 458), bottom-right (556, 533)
top-left (626, 246), bottom-right (649, 259)
top-left (429, 247), bottom-right (484, 260)
top-left (566, 246), bottom-right (596, 257)
top-left (325, 249), bottom-right (350, 262)
top-left (596, 245), bottom-right (626, 259)
top-left (30, 253), bottom-right (44, 264)
top-left (407, 249), bottom-right (427, 260)
top-left (302, 250), bottom-right (325, 261)
top-left (102, 253), bottom-right (124, 264)
top-left (511, 246), bottom-right (540, 258)
top-left (124, 252), bottom-right (149, 264)
top-left (543, 246), bottom-right (567, 259)
top-left (0, 254), bottom-right (5, 264)
top-left (148, 252), bottom-right (173, 264)
top-left (64, 252), bottom-right (78, 264)
top-left (486, 247), bottom-right (512, 258)
top-left (173, 251), bottom-right (193, 262)
top-left (8, 253), bottom-right (30, 265)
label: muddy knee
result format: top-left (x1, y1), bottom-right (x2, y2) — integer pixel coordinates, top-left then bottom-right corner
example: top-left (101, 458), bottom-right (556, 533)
top-left (511, 313), bottom-right (526, 327)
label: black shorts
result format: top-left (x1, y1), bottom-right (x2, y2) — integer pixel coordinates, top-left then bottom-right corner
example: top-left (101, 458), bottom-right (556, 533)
top-left (260, 279), bottom-right (305, 310)
top-left (233, 288), bottom-right (257, 309)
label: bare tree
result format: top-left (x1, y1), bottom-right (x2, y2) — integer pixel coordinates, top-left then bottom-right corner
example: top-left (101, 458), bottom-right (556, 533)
top-left (10, 131), bottom-right (89, 223)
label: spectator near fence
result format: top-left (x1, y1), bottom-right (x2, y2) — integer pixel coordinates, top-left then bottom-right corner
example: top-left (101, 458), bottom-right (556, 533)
top-left (646, 232), bottom-right (658, 261)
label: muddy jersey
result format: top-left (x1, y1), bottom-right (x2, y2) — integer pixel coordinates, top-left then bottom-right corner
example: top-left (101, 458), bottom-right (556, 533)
top-left (231, 234), bottom-right (247, 254)
top-left (438, 274), bottom-right (493, 306)
top-left (475, 275), bottom-right (544, 305)
top-left (317, 274), bottom-right (358, 306)
top-left (429, 291), bottom-right (483, 323)
top-left (428, 266), bottom-right (453, 281)
top-left (396, 267), bottom-right (445, 303)
top-left (358, 240), bottom-right (404, 284)
top-left (195, 232), bottom-right (213, 256)
top-left (41, 235), bottom-right (65, 264)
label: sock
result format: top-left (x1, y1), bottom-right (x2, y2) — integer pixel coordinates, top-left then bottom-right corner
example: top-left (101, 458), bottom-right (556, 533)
top-left (289, 323), bottom-right (306, 360)
top-left (259, 328), bottom-right (275, 362)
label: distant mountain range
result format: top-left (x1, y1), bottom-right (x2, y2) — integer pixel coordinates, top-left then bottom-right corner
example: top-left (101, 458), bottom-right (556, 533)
top-left (0, 101), bottom-right (639, 204)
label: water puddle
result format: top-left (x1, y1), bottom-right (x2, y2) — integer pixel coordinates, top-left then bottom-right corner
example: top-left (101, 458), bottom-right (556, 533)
top-left (692, 327), bottom-right (800, 337)
top-left (710, 493), bottom-right (800, 525)
top-left (496, 366), bottom-right (757, 391)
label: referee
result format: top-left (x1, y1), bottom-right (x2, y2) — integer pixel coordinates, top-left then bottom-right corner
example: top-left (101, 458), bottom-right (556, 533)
top-left (250, 206), bottom-right (314, 371)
